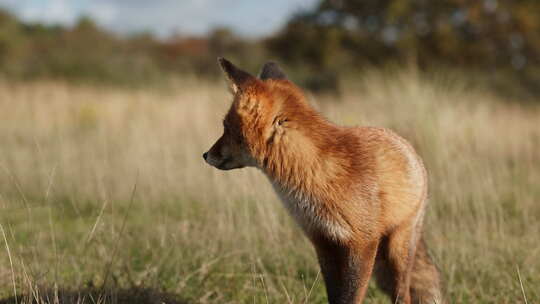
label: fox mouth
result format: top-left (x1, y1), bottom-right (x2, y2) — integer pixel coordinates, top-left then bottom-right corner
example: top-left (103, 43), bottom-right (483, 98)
top-left (214, 158), bottom-right (245, 170)
top-left (204, 155), bottom-right (234, 170)
top-left (203, 152), bottom-right (245, 170)
top-left (215, 157), bottom-right (232, 170)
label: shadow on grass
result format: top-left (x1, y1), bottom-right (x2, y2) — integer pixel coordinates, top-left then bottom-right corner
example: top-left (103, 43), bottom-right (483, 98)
top-left (0, 287), bottom-right (188, 304)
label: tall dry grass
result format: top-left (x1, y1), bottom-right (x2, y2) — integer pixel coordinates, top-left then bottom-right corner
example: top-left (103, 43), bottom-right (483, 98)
top-left (0, 71), bottom-right (538, 303)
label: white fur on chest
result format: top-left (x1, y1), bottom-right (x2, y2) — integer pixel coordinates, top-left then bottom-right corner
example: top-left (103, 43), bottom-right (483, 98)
top-left (271, 182), bottom-right (351, 241)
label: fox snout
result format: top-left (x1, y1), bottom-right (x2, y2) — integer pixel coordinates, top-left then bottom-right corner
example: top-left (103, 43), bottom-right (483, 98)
top-left (203, 138), bottom-right (242, 170)
top-left (203, 147), bottom-right (227, 170)
top-left (204, 132), bottom-right (257, 170)
top-left (203, 152), bottom-right (241, 171)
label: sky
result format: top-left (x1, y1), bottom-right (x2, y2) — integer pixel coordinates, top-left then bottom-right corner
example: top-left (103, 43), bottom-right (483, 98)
top-left (0, 0), bottom-right (319, 37)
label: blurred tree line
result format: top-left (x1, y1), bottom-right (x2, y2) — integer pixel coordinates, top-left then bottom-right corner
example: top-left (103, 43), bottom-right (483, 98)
top-left (0, 9), bottom-right (265, 85)
top-left (268, 0), bottom-right (540, 97)
top-left (1, 0), bottom-right (540, 98)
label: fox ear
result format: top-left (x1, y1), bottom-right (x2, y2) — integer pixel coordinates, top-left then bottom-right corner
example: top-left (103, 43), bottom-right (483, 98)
top-left (218, 57), bottom-right (255, 94)
top-left (259, 61), bottom-right (287, 80)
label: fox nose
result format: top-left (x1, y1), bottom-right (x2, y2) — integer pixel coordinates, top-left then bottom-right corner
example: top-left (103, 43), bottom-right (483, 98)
top-left (203, 152), bottom-right (208, 160)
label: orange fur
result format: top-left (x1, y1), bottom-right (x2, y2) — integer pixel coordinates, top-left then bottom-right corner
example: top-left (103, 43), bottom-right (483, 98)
top-left (204, 58), bottom-right (444, 304)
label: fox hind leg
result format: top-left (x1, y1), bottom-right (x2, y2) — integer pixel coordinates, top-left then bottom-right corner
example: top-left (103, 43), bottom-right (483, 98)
top-left (375, 212), bottom-right (444, 304)
top-left (374, 204), bottom-right (427, 304)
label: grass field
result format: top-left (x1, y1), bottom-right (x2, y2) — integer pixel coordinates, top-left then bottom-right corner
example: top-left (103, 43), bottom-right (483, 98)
top-left (0, 70), bottom-right (539, 303)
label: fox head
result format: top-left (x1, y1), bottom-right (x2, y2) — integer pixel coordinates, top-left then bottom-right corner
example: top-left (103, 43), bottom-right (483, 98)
top-left (203, 57), bottom-right (303, 171)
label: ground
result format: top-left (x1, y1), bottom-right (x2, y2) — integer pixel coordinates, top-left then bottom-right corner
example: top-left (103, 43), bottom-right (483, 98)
top-left (0, 71), bottom-right (538, 303)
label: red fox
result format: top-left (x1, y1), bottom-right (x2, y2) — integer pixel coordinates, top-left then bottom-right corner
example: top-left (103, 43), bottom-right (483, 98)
top-left (203, 58), bottom-right (444, 304)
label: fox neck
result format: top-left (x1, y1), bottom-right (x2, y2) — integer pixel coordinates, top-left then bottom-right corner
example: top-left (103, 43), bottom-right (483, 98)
top-left (256, 116), bottom-right (348, 200)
